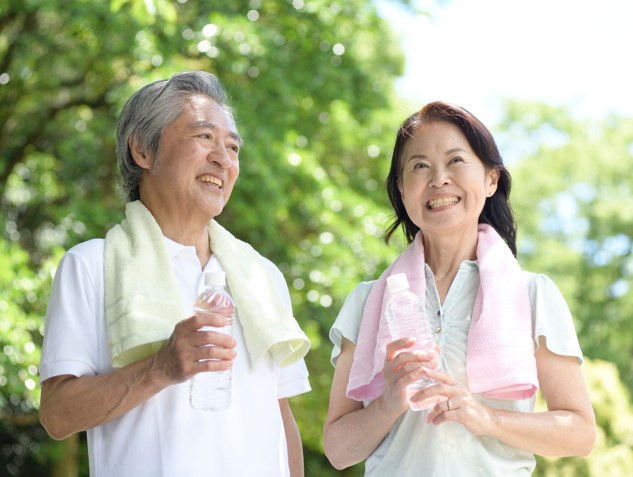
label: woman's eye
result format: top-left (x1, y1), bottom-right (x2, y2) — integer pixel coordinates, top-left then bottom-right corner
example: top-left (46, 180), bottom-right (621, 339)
top-left (450, 156), bottom-right (464, 164)
top-left (412, 162), bottom-right (428, 170)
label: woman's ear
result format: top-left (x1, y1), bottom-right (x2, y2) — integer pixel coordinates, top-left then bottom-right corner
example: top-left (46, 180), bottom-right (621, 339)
top-left (129, 136), bottom-right (151, 170)
top-left (487, 168), bottom-right (500, 197)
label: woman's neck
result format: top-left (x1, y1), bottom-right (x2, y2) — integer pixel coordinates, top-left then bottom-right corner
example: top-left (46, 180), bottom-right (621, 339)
top-left (422, 228), bottom-right (478, 300)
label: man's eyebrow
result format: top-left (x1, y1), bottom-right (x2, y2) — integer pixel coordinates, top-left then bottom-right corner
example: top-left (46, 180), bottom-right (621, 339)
top-left (191, 120), bottom-right (243, 147)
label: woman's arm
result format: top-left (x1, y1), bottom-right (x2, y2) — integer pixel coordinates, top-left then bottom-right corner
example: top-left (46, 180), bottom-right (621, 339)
top-left (279, 398), bottom-right (304, 477)
top-left (323, 337), bottom-right (438, 469)
top-left (40, 313), bottom-right (235, 439)
top-left (422, 336), bottom-right (596, 457)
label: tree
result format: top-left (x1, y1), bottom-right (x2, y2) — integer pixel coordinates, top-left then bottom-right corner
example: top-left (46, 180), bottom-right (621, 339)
top-left (2, 0), bottom-right (632, 475)
top-left (502, 101), bottom-right (633, 389)
top-left (499, 101), bottom-right (633, 475)
top-left (1, 0), bottom-right (405, 474)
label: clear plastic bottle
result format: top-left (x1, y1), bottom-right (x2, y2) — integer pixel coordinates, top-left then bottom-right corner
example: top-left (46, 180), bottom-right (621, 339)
top-left (189, 270), bottom-right (235, 411)
top-left (385, 273), bottom-right (443, 411)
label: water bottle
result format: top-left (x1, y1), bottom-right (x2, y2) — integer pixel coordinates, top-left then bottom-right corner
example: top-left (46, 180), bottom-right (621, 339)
top-left (385, 273), bottom-right (443, 411)
top-left (189, 270), bottom-right (235, 411)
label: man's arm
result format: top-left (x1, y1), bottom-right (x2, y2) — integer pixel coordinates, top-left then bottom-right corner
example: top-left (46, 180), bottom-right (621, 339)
top-left (40, 313), bottom-right (235, 439)
top-left (279, 398), bottom-right (304, 477)
top-left (41, 357), bottom-right (165, 439)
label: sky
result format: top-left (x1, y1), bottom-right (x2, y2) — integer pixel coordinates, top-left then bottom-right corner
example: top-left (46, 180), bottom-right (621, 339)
top-left (378, 0), bottom-right (633, 126)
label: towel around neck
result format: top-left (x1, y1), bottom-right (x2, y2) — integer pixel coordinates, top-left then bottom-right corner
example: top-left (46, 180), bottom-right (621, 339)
top-left (104, 201), bottom-right (310, 369)
top-left (347, 224), bottom-right (538, 402)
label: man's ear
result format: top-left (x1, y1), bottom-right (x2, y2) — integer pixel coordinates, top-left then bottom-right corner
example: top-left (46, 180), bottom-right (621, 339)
top-left (129, 136), bottom-right (151, 170)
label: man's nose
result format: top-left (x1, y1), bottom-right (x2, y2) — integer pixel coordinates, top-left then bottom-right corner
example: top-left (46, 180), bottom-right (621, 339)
top-left (209, 142), bottom-right (232, 168)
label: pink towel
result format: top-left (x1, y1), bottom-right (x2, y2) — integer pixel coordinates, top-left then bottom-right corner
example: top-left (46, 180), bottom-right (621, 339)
top-left (347, 224), bottom-right (538, 402)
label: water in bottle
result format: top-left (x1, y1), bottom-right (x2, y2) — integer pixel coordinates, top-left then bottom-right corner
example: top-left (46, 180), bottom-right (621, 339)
top-left (385, 273), bottom-right (444, 411)
top-left (189, 270), bottom-right (235, 411)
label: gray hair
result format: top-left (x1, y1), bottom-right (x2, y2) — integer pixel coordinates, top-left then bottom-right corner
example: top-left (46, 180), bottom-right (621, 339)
top-left (115, 71), bottom-right (236, 202)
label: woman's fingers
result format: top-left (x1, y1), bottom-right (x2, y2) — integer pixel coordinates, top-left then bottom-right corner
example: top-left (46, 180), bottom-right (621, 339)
top-left (420, 366), bottom-right (455, 385)
top-left (385, 337), bottom-right (417, 360)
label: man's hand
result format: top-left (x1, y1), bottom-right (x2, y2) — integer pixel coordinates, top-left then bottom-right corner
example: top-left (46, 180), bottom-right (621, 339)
top-left (152, 313), bottom-right (237, 384)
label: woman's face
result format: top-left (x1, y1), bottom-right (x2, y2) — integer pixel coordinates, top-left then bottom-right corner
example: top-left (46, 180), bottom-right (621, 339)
top-left (398, 121), bottom-right (499, 237)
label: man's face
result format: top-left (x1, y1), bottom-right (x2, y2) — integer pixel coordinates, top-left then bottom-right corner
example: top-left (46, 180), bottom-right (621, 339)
top-left (137, 95), bottom-right (241, 225)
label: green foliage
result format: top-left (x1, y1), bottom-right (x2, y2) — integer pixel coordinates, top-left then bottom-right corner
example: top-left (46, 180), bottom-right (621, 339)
top-left (1, 1), bottom-right (632, 476)
top-left (0, 238), bottom-right (60, 474)
top-left (0, 238), bottom-right (64, 409)
top-left (1, 0), bottom-right (405, 474)
top-left (503, 102), bottom-right (633, 389)
top-left (499, 102), bottom-right (633, 476)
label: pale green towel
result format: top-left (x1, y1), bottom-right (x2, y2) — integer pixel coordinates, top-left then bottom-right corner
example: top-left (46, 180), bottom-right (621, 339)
top-left (105, 201), bottom-right (181, 367)
top-left (105, 200), bottom-right (310, 368)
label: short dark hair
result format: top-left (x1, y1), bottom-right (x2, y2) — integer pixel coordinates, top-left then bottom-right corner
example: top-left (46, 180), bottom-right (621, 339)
top-left (385, 101), bottom-right (517, 256)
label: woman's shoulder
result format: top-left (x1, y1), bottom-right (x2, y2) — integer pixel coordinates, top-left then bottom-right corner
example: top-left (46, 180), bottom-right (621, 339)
top-left (346, 280), bottom-right (377, 304)
top-left (522, 271), bottom-right (582, 360)
top-left (329, 280), bottom-right (377, 359)
top-left (522, 271), bottom-right (565, 298)
top-left (341, 280), bottom-right (379, 316)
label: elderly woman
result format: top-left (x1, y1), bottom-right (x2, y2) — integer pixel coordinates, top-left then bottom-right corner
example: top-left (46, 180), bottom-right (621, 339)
top-left (323, 102), bottom-right (595, 476)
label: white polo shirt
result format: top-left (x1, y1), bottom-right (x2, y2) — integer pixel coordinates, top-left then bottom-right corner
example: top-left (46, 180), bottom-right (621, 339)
top-left (40, 238), bottom-right (311, 477)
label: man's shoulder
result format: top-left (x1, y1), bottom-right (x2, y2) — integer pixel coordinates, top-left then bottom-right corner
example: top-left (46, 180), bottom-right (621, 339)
top-left (66, 238), bottom-right (105, 258)
top-left (259, 254), bottom-right (282, 274)
top-left (60, 239), bottom-right (106, 277)
top-left (50, 239), bottom-right (106, 299)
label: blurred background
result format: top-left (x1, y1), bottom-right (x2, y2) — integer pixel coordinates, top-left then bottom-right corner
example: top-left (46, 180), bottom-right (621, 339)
top-left (1, 0), bottom-right (632, 475)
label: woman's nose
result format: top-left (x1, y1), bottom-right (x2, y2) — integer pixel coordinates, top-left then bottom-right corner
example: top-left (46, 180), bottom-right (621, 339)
top-left (429, 167), bottom-right (449, 187)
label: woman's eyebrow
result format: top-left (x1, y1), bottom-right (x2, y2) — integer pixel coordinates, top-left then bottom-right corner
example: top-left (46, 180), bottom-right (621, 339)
top-left (406, 153), bottom-right (427, 163)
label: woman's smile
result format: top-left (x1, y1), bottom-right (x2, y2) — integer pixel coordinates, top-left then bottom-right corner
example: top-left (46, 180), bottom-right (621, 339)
top-left (426, 195), bottom-right (461, 210)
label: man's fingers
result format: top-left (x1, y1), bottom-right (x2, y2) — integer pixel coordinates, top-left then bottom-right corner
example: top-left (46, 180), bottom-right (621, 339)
top-left (194, 344), bottom-right (236, 362)
top-left (190, 329), bottom-right (236, 349)
top-left (181, 312), bottom-right (232, 331)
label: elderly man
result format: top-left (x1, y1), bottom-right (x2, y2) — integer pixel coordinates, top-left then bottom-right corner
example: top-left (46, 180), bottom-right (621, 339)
top-left (39, 71), bottom-right (311, 477)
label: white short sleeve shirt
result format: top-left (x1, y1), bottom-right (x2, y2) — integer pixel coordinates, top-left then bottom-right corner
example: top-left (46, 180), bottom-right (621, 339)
top-left (329, 261), bottom-right (583, 477)
top-left (41, 238), bottom-right (311, 477)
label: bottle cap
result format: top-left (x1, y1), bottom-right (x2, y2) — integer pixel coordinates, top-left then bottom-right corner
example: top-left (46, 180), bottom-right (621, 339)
top-left (203, 270), bottom-right (226, 287)
top-left (386, 273), bottom-right (409, 292)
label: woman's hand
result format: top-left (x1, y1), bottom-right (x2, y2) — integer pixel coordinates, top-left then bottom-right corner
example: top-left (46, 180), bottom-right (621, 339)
top-left (379, 338), bottom-right (440, 416)
top-left (411, 367), bottom-right (495, 436)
